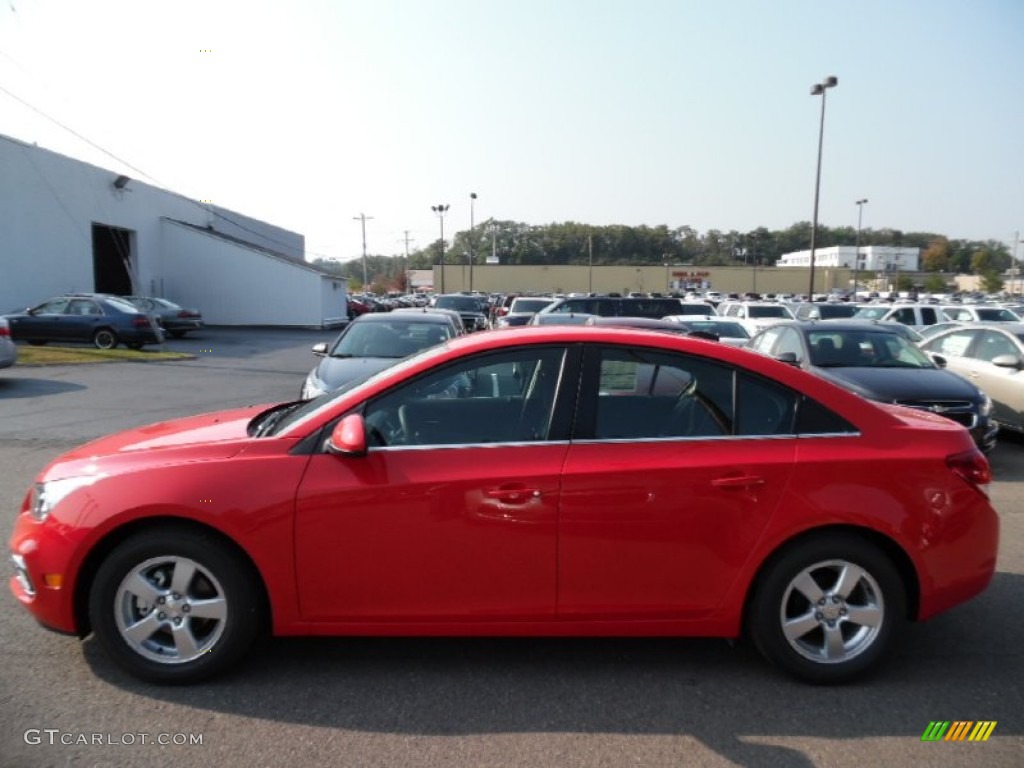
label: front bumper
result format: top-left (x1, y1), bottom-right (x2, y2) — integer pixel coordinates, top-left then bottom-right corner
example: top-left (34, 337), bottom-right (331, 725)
top-left (9, 511), bottom-right (79, 635)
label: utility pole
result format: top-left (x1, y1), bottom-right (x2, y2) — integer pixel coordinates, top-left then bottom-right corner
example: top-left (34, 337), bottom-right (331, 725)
top-left (400, 230), bottom-right (415, 292)
top-left (352, 213), bottom-right (373, 290)
top-left (469, 193), bottom-right (477, 293)
top-left (588, 234), bottom-right (594, 294)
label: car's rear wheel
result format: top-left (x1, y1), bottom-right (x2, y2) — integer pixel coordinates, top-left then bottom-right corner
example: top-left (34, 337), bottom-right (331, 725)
top-left (748, 534), bottom-right (905, 684)
top-left (89, 528), bottom-right (262, 684)
top-left (93, 329), bottom-right (118, 350)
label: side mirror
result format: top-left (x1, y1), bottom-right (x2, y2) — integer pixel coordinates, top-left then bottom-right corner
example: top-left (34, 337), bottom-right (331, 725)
top-left (326, 413), bottom-right (367, 456)
top-left (311, 342), bottom-right (328, 356)
top-left (991, 354), bottom-right (1023, 370)
top-left (775, 352), bottom-right (800, 366)
top-left (929, 353), bottom-right (947, 369)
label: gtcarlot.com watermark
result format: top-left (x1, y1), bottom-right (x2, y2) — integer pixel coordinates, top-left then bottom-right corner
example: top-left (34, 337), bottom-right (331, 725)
top-left (24, 729), bottom-right (203, 746)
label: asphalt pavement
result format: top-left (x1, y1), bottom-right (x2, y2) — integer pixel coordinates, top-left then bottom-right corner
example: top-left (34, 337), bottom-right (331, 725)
top-left (0, 328), bottom-right (1021, 767)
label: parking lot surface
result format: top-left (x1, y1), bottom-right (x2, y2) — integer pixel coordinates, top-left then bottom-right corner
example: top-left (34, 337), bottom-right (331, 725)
top-left (1, 328), bottom-right (1021, 767)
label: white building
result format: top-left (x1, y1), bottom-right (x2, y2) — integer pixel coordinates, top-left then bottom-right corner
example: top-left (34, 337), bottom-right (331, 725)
top-left (777, 245), bottom-right (920, 273)
top-left (0, 134), bottom-right (347, 326)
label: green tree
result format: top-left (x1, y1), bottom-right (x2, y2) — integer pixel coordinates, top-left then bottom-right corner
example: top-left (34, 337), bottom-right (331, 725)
top-left (971, 249), bottom-right (994, 275)
top-left (923, 273), bottom-right (950, 293)
top-left (921, 237), bottom-right (951, 272)
top-left (981, 270), bottom-right (1004, 293)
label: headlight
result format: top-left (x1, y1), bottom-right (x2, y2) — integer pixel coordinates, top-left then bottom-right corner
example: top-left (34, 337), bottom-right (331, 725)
top-left (301, 370), bottom-right (328, 400)
top-left (980, 394), bottom-right (992, 417)
top-left (29, 476), bottom-right (101, 522)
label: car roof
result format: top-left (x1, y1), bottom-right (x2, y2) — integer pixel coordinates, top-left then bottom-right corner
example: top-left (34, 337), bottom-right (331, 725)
top-left (753, 320), bottom-right (909, 334)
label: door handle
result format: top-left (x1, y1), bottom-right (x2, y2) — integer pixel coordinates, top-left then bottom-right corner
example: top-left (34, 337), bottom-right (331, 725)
top-left (485, 488), bottom-right (541, 504)
top-left (711, 474), bottom-right (765, 490)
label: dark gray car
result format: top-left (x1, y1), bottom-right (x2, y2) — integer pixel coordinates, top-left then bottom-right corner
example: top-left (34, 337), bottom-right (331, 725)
top-left (747, 320), bottom-right (997, 452)
top-left (300, 313), bottom-right (457, 399)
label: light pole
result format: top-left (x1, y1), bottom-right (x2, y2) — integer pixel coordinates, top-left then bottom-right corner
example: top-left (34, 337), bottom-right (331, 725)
top-left (853, 198), bottom-right (868, 299)
top-left (352, 213), bottom-right (373, 290)
top-left (431, 204), bottom-right (449, 294)
top-left (469, 192), bottom-right (477, 293)
top-left (808, 75), bottom-right (838, 298)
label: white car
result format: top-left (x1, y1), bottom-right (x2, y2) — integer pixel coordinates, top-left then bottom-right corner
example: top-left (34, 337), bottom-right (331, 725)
top-left (0, 317), bottom-right (16, 370)
top-left (716, 301), bottom-right (795, 335)
top-left (662, 316), bottom-right (751, 347)
top-left (941, 305), bottom-right (1021, 324)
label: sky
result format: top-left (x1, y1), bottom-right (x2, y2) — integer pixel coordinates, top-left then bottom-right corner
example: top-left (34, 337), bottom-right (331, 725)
top-left (2, 0), bottom-right (1022, 265)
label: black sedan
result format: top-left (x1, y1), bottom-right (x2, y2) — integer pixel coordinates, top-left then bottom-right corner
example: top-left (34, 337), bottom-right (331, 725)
top-left (123, 296), bottom-right (203, 338)
top-left (301, 312), bottom-right (458, 399)
top-left (433, 294), bottom-right (490, 332)
top-left (5, 294), bottom-right (164, 350)
top-left (747, 321), bottom-right (997, 452)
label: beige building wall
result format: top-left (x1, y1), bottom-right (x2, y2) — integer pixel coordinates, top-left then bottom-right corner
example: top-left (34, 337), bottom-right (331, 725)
top-left (433, 264), bottom-right (852, 295)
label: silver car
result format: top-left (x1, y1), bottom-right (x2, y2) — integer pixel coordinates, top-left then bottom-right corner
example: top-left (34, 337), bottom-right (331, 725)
top-left (920, 322), bottom-right (1024, 433)
top-left (0, 317), bottom-right (16, 369)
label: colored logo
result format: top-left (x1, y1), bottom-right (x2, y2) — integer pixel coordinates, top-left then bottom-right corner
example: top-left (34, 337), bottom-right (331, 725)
top-left (921, 721), bottom-right (997, 742)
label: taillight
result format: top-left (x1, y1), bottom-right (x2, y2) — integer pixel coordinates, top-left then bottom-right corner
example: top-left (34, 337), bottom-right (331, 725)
top-left (946, 449), bottom-right (992, 495)
top-left (0, 325), bottom-right (9, 338)
top-left (178, 311), bottom-right (193, 318)
top-left (132, 316), bottom-right (150, 328)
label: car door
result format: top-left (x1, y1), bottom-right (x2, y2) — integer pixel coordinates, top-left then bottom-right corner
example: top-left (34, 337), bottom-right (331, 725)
top-left (557, 344), bottom-right (798, 619)
top-left (11, 298), bottom-right (69, 340)
top-left (293, 345), bottom-right (577, 622)
top-left (961, 329), bottom-right (1024, 429)
top-left (63, 298), bottom-right (103, 342)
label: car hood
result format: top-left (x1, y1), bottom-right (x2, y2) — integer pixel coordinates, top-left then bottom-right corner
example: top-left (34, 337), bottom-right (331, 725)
top-left (38, 406), bottom-right (263, 482)
top-left (813, 366), bottom-right (980, 403)
top-left (316, 355), bottom-right (400, 390)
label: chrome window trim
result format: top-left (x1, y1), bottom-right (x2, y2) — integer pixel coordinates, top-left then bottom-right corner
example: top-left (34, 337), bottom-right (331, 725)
top-left (369, 439), bottom-right (572, 452)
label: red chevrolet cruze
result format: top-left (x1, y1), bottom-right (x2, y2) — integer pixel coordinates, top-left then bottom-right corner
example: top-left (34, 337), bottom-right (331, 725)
top-left (8, 327), bottom-right (998, 684)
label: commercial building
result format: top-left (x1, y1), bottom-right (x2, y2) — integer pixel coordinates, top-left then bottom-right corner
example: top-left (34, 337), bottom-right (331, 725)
top-left (0, 134), bottom-right (347, 326)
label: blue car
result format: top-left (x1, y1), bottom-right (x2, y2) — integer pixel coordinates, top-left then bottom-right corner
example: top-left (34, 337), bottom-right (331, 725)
top-left (5, 294), bottom-right (164, 350)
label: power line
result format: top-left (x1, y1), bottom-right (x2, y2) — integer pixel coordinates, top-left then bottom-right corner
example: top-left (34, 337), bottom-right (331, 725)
top-left (0, 82), bottom-right (340, 262)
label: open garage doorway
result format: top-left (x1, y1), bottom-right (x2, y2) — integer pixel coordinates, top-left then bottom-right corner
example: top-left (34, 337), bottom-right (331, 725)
top-left (92, 223), bottom-right (135, 295)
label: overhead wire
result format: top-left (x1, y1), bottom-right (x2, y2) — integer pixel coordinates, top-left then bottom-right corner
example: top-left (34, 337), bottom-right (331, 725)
top-left (0, 81), bottom-right (340, 262)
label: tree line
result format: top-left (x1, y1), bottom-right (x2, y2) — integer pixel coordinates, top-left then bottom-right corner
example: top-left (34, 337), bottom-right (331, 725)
top-left (312, 220), bottom-right (1015, 293)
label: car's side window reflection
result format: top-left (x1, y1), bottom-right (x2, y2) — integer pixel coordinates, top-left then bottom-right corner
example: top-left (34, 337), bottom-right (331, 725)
top-left (362, 347), bottom-right (566, 447)
top-left (591, 348), bottom-right (735, 439)
top-left (588, 346), bottom-right (817, 440)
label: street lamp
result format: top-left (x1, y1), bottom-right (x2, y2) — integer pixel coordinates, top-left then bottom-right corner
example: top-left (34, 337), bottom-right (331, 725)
top-left (431, 204), bottom-right (450, 294)
top-left (808, 75), bottom-right (838, 298)
top-left (469, 192), bottom-right (477, 293)
top-left (853, 198), bottom-right (868, 299)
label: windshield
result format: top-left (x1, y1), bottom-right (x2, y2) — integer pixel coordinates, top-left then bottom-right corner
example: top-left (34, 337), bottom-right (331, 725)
top-left (853, 306), bottom-right (888, 320)
top-left (510, 298), bottom-right (553, 313)
top-left (435, 296), bottom-right (484, 312)
top-left (688, 320), bottom-right (748, 338)
top-left (976, 308), bottom-right (1019, 321)
top-left (330, 321), bottom-right (452, 358)
top-left (749, 306), bottom-right (793, 319)
top-left (808, 330), bottom-right (934, 368)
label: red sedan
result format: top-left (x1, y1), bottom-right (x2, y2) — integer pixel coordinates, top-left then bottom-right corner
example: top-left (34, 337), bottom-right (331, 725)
top-left (8, 327), bottom-right (998, 684)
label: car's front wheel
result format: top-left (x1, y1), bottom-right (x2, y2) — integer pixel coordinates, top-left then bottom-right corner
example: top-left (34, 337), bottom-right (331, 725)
top-left (748, 534), bottom-right (905, 684)
top-left (89, 528), bottom-right (262, 684)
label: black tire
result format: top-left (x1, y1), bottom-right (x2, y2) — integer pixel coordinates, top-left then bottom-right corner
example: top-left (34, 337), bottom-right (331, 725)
top-left (747, 534), bottom-right (905, 684)
top-left (89, 527), bottom-right (262, 684)
top-left (93, 328), bottom-right (118, 350)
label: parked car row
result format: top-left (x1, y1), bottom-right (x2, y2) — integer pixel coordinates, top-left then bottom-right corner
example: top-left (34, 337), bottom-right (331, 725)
top-left (3, 293), bottom-right (204, 350)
